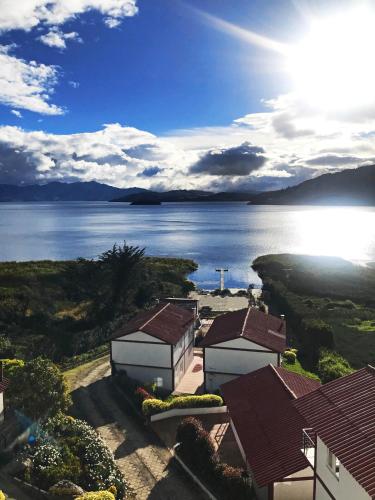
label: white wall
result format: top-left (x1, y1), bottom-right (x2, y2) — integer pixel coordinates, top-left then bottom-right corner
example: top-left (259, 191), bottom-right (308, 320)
top-left (112, 336), bottom-right (171, 368)
top-left (115, 364), bottom-right (173, 391)
top-left (173, 324), bottom-right (194, 365)
top-left (315, 436), bottom-right (370, 500)
top-left (204, 337), bottom-right (279, 390)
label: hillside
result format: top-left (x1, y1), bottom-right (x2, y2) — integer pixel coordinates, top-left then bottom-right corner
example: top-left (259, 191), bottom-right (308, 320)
top-left (250, 164), bottom-right (375, 205)
top-left (0, 245), bottom-right (196, 362)
top-left (253, 254), bottom-right (375, 369)
top-left (112, 190), bottom-right (255, 202)
top-left (0, 181), bottom-right (146, 201)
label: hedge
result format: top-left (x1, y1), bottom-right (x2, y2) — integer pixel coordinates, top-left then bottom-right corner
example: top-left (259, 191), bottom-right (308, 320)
top-left (283, 350), bottom-right (297, 364)
top-left (142, 394), bottom-right (223, 416)
top-left (0, 491), bottom-right (5, 500)
top-left (75, 492), bottom-right (115, 500)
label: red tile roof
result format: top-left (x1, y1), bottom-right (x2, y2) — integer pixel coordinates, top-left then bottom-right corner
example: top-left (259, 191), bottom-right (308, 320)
top-left (112, 303), bottom-right (194, 345)
top-left (221, 365), bottom-right (320, 487)
top-left (200, 307), bottom-right (286, 353)
top-left (0, 378), bottom-right (9, 393)
top-left (294, 366), bottom-right (375, 498)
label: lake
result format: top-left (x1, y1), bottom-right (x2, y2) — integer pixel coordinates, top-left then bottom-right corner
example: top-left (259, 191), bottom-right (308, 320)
top-left (1, 202), bottom-right (375, 288)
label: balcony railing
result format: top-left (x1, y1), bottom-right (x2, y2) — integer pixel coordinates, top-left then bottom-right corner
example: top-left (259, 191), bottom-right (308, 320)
top-left (302, 428), bottom-right (316, 466)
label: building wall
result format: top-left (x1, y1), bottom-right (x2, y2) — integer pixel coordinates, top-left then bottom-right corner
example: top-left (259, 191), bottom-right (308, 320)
top-left (315, 436), bottom-right (370, 500)
top-left (204, 337), bottom-right (279, 391)
top-left (115, 364), bottom-right (173, 391)
top-left (173, 324), bottom-right (194, 387)
top-left (0, 392), bottom-right (4, 423)
top-left (112, 331), bottom-right (170, 368)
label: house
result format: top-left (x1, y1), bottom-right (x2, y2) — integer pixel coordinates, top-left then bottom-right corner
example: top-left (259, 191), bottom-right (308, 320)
top-left (111, 303), bottom-right (195, 391)
top-left (200, 307), bottom-right (286, 392)
top-left (221, 364), bottom-right (320, 500)
top-left (0, 363), bottom-right (9, 423)
top-left (295, 365), bottom-right (375, 500)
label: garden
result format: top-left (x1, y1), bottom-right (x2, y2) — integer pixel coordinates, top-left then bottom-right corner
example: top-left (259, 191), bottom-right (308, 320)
top-left (16, 413), bottom-right (129, 499)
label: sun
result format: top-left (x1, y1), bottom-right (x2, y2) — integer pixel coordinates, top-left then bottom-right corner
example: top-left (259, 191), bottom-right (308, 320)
top-left (287, 8), bottom-right (375, 111)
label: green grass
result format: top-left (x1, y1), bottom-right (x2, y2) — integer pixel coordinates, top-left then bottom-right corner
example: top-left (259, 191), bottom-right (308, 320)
top-left (344, 319), bottom-right (375, 333)
top-left (282, 358), bottom-right (320, 381)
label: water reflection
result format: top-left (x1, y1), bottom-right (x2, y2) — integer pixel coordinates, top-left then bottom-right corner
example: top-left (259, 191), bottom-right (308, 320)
top-left (0, 202), bottom-right (374, 288)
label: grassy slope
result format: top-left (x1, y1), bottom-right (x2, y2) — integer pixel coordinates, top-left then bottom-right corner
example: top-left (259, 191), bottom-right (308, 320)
top-left (253, 254), bottom-right (375, 368)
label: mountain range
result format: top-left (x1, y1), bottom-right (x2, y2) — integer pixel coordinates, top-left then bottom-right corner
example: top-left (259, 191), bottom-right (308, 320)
top-left (1, 164), bottom-right (375, 204)
top-left (249, 164), bottom-right (375, 205)
top-left (0, 181), bottom-right (146, 202)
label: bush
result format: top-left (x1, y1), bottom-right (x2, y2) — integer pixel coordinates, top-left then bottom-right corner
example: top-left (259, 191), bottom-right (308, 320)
top-left (0, 491), bottom-right (5, 500)
top-left (283, 350), bottom-right (297, 364)
top-left (176, 417), bottom-right (252, 499)
top-left (24, 414), bottom-right (127, 499)
top-left (0, 358), bottom-right (24, 377)
top-left (318, 350), bottom-right (353, 383)
top-left (142, 394), bottom-right (223, 416)
top-left (75, 492), bottom-right (115, 500)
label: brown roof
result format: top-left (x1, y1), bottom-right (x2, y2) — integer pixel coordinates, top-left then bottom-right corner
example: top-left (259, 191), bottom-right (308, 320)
top-left (112, 302), bottom-right (194, 345)
top-left (221, 365), bottom-right (320, 487)
top-left (295, 366), bottom-right (375, 498)
top-left (200, 307), bottom-right (286, 353)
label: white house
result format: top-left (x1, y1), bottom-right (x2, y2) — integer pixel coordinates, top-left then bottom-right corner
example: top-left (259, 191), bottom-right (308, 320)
top-left (221, 364), bottom-right (320, 500)
top-left (295, 365), bottom-right (375, 500)
top-left (200, 307), bottom-right (286, 392)
top-left (111, 303), bottom-right (195, 391)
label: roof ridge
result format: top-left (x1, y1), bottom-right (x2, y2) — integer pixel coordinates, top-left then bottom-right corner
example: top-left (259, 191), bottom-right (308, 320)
top-left (140, 302), bottom-right (170, 331)
top-left (240, 307), bottom-right (252, 337)
top-left (270, 364), bottom-right (297, 399)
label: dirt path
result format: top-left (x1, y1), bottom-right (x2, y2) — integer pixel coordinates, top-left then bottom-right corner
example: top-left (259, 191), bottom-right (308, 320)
top-left (71, 360), bottom-right (205, 500)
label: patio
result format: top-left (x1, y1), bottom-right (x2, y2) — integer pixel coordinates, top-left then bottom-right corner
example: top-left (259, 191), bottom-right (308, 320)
top-left (173, 352), bottom-right (204, 395)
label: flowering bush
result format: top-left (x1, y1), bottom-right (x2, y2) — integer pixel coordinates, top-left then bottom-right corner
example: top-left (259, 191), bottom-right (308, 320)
top-left (135, 386), bottom-right (153, 402)
top-left (22, 413), bottom-right (128, 499)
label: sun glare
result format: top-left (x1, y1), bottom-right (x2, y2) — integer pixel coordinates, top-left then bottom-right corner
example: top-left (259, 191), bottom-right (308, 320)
top-left (287, 8), bottom-right (375, 111)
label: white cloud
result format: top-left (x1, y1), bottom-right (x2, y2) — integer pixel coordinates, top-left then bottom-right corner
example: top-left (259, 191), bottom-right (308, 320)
top-left (68, 81), bottom-right (80, 89)
top-left (39, 28), bottom-right (82, 49)
top-left (104, 18), bottom-right (122, 29)
top-left (0, 45), bottom-right (63, 115)
top-left (0, 0), bottom-right (138, 33)
top-left (11, 110), bottom-right (23, 118)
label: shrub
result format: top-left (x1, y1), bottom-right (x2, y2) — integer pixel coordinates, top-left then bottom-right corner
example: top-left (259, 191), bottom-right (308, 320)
top-left (75, 492), bottom-right (115, 500)
top-left (142, 394), bottom-right (223, 416)
top-left (0, 358), bottom-right (24, 377)
top-left (0, 491), bottom-right (5, 500)
top-left (318, 350), bottom-right (353, 383)
top-left (135, 387), bottom-right (153, 402)
top-left (283, 350), bottom-right (297, 364)
top-left (176, 417), bottom-right (252, 499)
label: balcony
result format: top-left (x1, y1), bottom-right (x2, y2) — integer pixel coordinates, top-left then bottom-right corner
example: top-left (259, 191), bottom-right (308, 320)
top-left (302, 428), bottom-right (316, 466)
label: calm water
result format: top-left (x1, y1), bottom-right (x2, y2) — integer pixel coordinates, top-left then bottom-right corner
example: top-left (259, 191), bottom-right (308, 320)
top-left (1, 202), bottom-right (375, 288)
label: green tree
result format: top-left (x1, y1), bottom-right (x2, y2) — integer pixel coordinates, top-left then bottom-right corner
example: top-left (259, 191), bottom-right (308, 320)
top-left (318, 349), bottom-right (353, 383)
top-left (6, 357), bottom-right (71, 421)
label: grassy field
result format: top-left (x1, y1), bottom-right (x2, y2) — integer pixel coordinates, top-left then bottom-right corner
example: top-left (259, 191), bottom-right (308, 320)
top-left (253, 254), bottom-right (375, 369)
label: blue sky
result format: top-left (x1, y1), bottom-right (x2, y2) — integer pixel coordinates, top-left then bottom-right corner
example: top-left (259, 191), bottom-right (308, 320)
top-left (0, 0), bottom-right (375, 190)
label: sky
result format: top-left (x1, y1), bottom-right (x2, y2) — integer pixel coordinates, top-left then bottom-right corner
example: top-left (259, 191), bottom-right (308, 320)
top-left (1, 0), bottom-right (375, 191)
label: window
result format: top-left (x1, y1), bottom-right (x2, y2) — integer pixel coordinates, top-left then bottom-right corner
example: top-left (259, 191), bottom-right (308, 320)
top-left (327, 449), bottom-right (340, 478)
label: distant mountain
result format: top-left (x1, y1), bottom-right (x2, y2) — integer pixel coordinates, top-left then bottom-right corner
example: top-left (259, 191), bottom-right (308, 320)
top-left (249, 165), bottom-right (375, 206)
top-left (111, 190), bottom-right (256, 203)
top-left (0, 181), bottom-right (146, 201)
